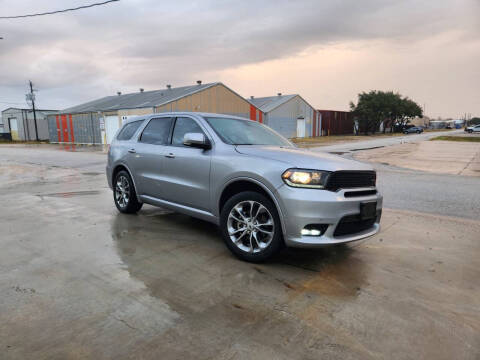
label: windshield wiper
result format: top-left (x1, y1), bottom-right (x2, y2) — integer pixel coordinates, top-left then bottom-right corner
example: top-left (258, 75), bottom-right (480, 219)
top-left (233, 143), bottom-right (254, 145)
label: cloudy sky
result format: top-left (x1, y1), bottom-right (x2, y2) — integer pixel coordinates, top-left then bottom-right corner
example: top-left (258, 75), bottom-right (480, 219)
top-left (0, 0), bottom-right (479, 118)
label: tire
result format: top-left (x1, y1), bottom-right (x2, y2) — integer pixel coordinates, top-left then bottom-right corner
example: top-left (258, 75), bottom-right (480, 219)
top-left (404, 131), bottom-right (408, 134)
top-left (468, 130), bottom-right (473, 134)
top-left (416, 130), bottom-right (421, 134)
top-left (113, 170), bottom-right (143, 214)
top-left (220, 191), bottom-right (283, 262)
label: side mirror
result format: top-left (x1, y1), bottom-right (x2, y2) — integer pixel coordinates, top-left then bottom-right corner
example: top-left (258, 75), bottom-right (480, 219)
top-left (183, 132), bottom-right (211, 149)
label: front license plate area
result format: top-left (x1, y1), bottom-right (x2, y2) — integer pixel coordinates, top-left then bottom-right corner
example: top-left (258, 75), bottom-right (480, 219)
top-left (360, 201), bottom-right (377, 220)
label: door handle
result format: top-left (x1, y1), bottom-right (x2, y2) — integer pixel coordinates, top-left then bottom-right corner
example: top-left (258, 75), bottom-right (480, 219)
top-left (128, 148), bottom-right (136, 153)
top-left (165, 153), bottom-right (175, 158)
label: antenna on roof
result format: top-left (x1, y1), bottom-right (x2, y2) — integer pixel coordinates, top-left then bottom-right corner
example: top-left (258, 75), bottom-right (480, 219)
top-left (250, 96), bottom-right (254, 99)
top-left (197, 80), bottom-right (202, 85)
top-left (117, 91), bottom-right (121, 96)
top-left (166, 84), bottom-right (171, 89)
top-left (277, 93), bottom-right (282, 96)
top-left (139, 88), bottom-right (144, 93)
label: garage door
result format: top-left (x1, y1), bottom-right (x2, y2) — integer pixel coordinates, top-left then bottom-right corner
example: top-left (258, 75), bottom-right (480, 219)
top-left (105, 116), bottom-right (120, 144)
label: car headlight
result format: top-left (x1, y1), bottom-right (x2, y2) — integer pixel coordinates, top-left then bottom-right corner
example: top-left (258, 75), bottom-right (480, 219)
top-left (281, 169), bottom-right (330, 189)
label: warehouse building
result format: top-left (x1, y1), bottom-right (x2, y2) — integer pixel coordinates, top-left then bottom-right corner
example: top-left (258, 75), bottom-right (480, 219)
top-left (47, 82), bottom-right (262, 144)
top-left (1, 108), bottom-right (58, 141)
top-left (249, 94), bottom-right (315, 138)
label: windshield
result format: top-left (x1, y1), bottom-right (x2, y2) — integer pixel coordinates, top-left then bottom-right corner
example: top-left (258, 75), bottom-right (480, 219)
top-left (205, 117), bottom-right (293, 146)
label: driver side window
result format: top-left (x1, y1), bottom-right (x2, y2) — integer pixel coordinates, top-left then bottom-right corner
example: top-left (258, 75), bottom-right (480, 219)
top-left (171, 117), bottom-right (204, 146)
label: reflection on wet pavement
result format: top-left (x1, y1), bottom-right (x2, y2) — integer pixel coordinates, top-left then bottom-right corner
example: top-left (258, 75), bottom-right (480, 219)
top-left (1, 150), bottom-right (479, 359)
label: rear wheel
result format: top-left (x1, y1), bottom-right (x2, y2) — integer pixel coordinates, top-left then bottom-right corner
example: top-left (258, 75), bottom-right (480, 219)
top-left (416, 130), bottom-right (421, 134)
top-left (220, 191), bottom-right (283, 262)
top-left (113, 170), bottom-right (143, 214)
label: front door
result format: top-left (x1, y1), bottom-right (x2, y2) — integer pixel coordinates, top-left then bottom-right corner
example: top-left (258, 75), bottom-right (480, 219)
top-left (162, 116), bottom-right (212, 211)
top-left (9, 118), bottom-right (19, 140)
top-left (296, 118), bottom-right (306, 138)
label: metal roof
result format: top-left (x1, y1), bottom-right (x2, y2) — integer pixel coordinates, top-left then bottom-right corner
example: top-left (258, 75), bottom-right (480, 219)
top-left (248, 94), bottom-right (298, 113)
top-left (60, 82), bottom-right (220, 114)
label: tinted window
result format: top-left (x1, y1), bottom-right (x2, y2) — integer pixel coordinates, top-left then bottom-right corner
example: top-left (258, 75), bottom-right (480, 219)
top-left (171, 117), bottom-right (204, 146)
top-left (205, 117), bottom-right (292, 146)
top-left (140, 117), bottom-right (173, 145)
top-left (117, 120), bottom-right (143, 141)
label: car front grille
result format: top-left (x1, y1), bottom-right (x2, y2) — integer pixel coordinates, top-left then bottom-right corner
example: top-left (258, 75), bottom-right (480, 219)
top-left (333, 212), bottom-right (380, 237)
top-left (325, 171), bottom-right (376, 191)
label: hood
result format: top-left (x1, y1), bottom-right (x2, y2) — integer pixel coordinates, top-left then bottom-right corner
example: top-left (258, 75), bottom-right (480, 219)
top-left (235, 145), bottom-right (373, 172)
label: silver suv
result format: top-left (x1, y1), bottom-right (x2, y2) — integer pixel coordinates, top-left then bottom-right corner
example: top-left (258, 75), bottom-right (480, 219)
top-left (107, 112), bottom-right (382, 262)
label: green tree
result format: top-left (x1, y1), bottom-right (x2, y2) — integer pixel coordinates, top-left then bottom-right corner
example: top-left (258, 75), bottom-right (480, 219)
top-left (469, 117), bottom-right (480, 125)
top-left (350, 91), bottom-right (423, 134)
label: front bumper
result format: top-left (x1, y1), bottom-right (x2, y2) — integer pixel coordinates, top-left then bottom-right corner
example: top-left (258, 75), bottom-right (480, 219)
top-left (275, 184), bottom-right (383, 247)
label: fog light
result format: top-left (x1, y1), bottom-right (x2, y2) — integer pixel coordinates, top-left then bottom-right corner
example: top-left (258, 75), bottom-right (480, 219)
top-left (301, 224), bottom-right (328, 236)
top-left (301, 229), bottom-right (322, 236)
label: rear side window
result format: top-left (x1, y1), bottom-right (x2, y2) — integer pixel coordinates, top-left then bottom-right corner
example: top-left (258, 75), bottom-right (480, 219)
top-left (117, 120), bottom-right (143, 141)
top-left (140, 117), bottom-right (173, 145)
top-left (171, 117), bottom-right (204, 146)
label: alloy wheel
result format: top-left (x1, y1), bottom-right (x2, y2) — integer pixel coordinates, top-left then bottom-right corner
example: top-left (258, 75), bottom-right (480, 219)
top-left (115, 175), bottom-right (130, 208)
top-left (227, 200), bottom-right (274, 253)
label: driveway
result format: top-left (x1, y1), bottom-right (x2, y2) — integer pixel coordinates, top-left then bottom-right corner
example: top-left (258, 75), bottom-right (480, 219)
top-left (311, 129), bottom-right (462, 153)
top-left (0, 144), bottom-right (479, 359)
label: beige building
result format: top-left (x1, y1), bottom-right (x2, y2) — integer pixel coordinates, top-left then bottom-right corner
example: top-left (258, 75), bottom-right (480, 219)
top-left (47, 82), bottom-right (261, 144)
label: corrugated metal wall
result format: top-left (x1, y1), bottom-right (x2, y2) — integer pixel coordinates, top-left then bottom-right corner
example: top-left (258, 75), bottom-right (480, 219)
top-left (264, 96), bottom-right (313, 138)
top-left (118, 108), bottom-right (154, 117)
top-left (47, 113), bottom-right (102, 144)
top-left (155, 84), bottom-right (251, 119)
top-left (1, 109), bottom-right (54, 141)
top-left (319, 110), bottom-right (354, 135)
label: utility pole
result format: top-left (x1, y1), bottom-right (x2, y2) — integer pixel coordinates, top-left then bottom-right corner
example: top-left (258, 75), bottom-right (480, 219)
top-left (28, 80), bottom-right (39, 141)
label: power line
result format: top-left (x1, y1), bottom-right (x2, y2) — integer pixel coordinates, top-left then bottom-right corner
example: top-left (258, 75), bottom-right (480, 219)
top-left (0, 0), bottom-right (120, 19)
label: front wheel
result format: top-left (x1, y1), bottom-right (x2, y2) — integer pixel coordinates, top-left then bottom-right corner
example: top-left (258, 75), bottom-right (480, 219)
top-left (416, 130), bottom-right (421, 134)
top-left (468, 130), bottom-right (473, 133)
top-left (113, 170), bottom-right (143, 214)
top-left (220, 191), bottom-right (283, 262)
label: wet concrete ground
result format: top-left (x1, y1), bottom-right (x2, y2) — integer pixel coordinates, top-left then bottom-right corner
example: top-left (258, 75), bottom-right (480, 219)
top-left (0, 146), bottom-right (479, 359)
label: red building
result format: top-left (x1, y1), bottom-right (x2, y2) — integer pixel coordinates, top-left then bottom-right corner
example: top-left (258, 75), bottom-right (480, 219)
top-left (312, 110), bottom-right (354, 136)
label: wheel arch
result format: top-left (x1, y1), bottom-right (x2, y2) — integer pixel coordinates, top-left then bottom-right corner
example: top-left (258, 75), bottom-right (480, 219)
top-left (218, 178), bottom-right (286, 238)
top-left (112, 163), bottom-right (142, 203)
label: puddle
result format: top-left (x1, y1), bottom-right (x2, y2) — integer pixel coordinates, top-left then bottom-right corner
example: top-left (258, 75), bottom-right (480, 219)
top-left (37, 190), bottom-right (101, 198)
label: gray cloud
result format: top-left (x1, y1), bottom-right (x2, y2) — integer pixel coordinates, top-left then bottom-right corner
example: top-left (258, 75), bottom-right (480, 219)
top-left (0, 0), bottom-right (478, 114)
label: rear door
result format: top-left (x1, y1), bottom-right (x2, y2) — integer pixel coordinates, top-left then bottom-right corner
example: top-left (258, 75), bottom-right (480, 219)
top-left (128, 117), bottom-right (174, 199)
top-left (161, 116), bottom-right (212, 211)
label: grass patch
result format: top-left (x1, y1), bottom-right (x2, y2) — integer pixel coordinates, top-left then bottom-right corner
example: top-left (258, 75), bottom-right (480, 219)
top-left (430, 136), bottom-right (480, 142)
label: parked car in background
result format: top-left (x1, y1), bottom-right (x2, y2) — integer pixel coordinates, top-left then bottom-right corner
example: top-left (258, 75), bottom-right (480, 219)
top-left (403, 126), bottom-right (424, 134)
top-left (466, 125), bottom-right (480, 133)
top-left (107, 112), bottom-right (382, 262)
